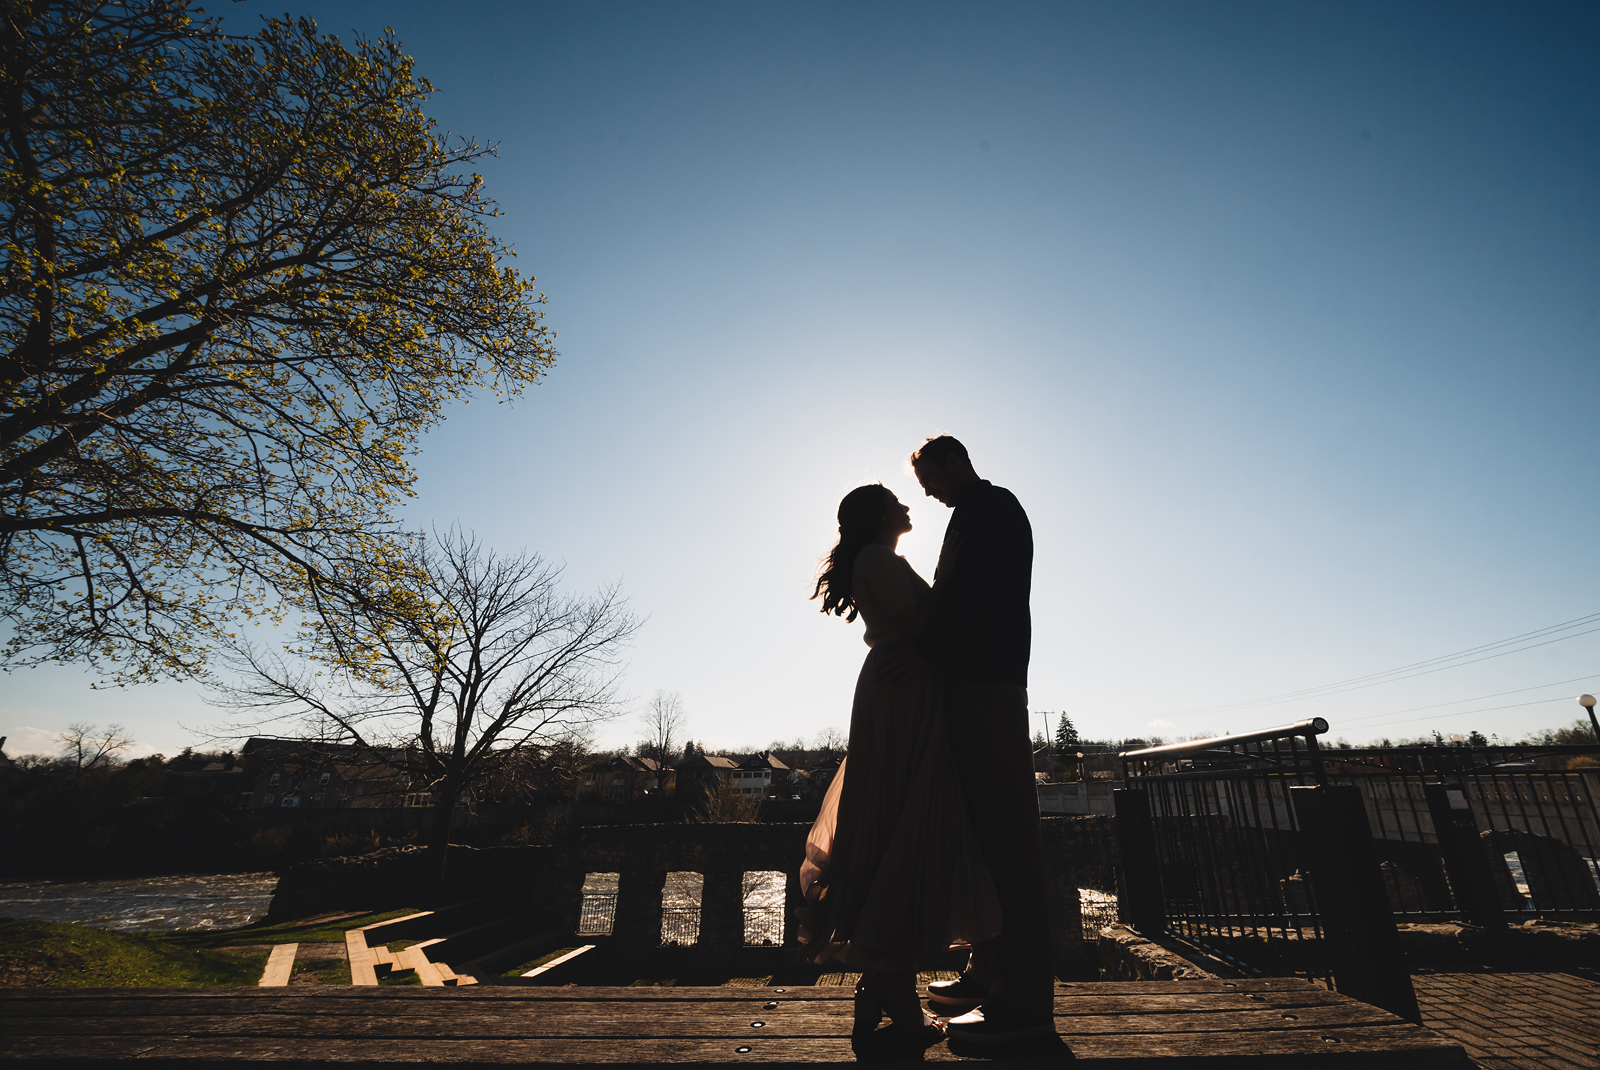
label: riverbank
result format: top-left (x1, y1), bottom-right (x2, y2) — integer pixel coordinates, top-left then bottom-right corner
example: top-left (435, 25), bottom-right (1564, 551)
top-left (0, 872), bottom-right (279, 932)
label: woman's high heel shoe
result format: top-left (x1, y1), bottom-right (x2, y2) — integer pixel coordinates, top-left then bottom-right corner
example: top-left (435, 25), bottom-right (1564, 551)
top-left (852, 973), bottom-right (945, 1061)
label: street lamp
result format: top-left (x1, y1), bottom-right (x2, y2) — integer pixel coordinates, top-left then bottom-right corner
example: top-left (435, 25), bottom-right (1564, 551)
top-left (1580, 695), bottom-right (1600, 744)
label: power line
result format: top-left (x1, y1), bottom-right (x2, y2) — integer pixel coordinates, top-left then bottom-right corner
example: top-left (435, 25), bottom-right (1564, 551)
top-left (1168, 612), bottom-right (1600, 717)
top-left (1084, 670), bottom-right (1600, 729)
top-left (1334, 670), bottom-right (1600, 726)
top-left (1335, 695), bottom-right (1574, 735)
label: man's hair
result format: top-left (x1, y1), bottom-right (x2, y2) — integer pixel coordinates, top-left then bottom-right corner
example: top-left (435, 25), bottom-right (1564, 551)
top-left (910, 435), bottom-right (969, 470)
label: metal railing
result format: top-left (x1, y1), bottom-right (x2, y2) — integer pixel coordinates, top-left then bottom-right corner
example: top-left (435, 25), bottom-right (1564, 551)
top-left (1117, 719), bottom-right (1416, 1018)
top-left (577, 893), bottom-right (617, 935)
top-left (1318, 744), bottom-right (1600, 918)
top-left (1118, 719), bottom-right (1332, 978)
top-left (660, 908), bottom-right (701, 946)
top-left (743, 907), bottom-right (783, 946)
top-left (1115, 720), bottom-right (1600, 1020)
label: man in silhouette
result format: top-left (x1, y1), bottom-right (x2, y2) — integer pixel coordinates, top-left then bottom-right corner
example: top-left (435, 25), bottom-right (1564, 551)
top-left (907, 435), bottom-right (1055, 1044)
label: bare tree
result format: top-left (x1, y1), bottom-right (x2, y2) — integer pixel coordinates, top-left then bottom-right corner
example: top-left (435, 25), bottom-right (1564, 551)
top-left (814, 726), bottom-right (847, 762)
top-left (638, 690), bottom-right (686, 768)
top-left (685, 774), bottom-right (763, 823)
top-left (56, 721), bottom-right (133, 780)
top-left (211, 529), bottom-right (637, 875)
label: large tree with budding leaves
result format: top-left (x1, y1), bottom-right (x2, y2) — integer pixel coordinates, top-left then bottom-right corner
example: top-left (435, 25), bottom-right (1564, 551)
top-left (0, 0), bottom-right (553, 682)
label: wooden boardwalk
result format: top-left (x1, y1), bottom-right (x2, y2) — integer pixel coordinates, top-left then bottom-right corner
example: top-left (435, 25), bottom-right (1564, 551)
top-left (0, 978), bottom-right (1466, 1067)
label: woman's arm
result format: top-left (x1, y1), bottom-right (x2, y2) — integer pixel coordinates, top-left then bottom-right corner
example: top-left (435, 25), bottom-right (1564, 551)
top-left (887, 533), bottom-right (960, 637)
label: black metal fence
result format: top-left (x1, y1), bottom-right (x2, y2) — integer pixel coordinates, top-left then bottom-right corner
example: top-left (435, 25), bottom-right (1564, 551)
top-left (1320, 745), bottom-right (1600, 919)
top-left (660, 907), bottom-right (701, 946)
top-left (577, 892), bottom-right (617, 935)
top-left (1113, 719), bottom-right (1600, 1021)
top-left (742, 906), bottom-right (783, 946)
top-left (1116, 720), bottom-right (1341, 986)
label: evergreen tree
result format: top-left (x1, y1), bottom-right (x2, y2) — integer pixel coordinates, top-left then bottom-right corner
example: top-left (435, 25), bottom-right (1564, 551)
top-left (1055, 713), bottom-right (1080, 752)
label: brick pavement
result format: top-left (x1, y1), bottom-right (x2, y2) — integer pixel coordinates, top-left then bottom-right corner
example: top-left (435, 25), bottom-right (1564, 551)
top-left (1411, 963), bottom-right (1599, 1070)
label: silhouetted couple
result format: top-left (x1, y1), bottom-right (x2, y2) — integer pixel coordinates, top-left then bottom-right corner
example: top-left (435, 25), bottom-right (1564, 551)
top-left (800, 435), bottom-right (1056, 1059)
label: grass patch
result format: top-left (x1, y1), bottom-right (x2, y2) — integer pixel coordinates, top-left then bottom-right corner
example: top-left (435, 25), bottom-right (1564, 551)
top-left (290, 958), bottom-right (351, 986)
top-left (0, 919), bottom-right (267, 988)
top-left (377, 967), bottom-right (422, 986)
top-left (0, 908), bottom-right (433, 988)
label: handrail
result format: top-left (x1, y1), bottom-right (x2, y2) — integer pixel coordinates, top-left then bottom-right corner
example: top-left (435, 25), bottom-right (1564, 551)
top-left (1118, 717), bottom-right (1329, 762)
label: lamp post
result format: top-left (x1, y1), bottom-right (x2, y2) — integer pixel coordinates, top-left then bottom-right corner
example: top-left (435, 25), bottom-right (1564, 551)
top-left (1580, 694), bottom-right (1600, 744)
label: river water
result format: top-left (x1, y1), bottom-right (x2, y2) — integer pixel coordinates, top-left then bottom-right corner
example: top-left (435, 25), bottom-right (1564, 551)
top-left (0, 872), bottom-right (279, 932)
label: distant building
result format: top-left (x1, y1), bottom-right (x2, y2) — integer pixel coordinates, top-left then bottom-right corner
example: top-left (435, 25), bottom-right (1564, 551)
top-left (736, 751), bottom-right (790, 799)
top-left (672, 753), bottom-right (739, 810)
top-left (807, 757), bottom-right (842, 796)
top-left (168, 759), bottom-right (246, 806)
top-left (582, 755), bottom-right (665, 804)
top-left (240, 738), bottom-right (417, 811)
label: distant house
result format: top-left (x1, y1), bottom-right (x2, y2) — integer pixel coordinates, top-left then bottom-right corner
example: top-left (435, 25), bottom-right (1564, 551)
top-left (672, 753), bottom-right (739, 810)
top-left (240, 738), bottom-right (416, 811)
top-left (582, 755), bottom-right (665, 804)
top-left (736, 751), bottom-right (791, 800)
top-left (807, 757), bottom-right (842, 796)
top-left (167, 760), bottom-right (246, 806)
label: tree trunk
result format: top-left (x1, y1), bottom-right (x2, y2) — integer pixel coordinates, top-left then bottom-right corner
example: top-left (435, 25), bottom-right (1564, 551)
top-left (427, 790), bottom-right (457, 884)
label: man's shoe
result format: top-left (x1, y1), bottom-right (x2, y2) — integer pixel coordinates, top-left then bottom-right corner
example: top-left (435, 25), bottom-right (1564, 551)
top-left (926, 975), bottom-right (989, 1010)
top-left (944, 1006), bottom-right (1057, 1044)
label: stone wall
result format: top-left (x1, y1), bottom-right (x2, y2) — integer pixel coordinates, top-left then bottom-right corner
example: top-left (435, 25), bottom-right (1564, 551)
top-left (265, 843), bottom-right (557, 922)
top-left (269, 813), bottom-right (1118, 971)
top-left (1096, 924), bottom-right (1227, 981)
top-left (1482, 827), bottom-right (1600, 911)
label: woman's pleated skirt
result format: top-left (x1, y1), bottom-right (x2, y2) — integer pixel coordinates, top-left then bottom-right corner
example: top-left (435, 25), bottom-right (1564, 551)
top-left (797, 641), bottom-right (1002, 971)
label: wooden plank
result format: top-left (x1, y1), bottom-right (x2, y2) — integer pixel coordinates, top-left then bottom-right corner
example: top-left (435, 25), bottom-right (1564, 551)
top-left (0, 1037), bottom-right (179, 1060)
top-left (344, 929), bottom-right (377, 987)
top-left (0, 1003), bottom-right (1415, 1040)
top-left (0, 1031), bottom-right (1465, 1067)
top-left (369, 944), bottom-right (396, 967)
top-left (0, 988), bottom-right (1355, 1020)
top-left (0, 979), bottom-right (1351, 1009)
top-left (392, 946), bottom-right (450, 987)
top-left (523, 945), bottom-right (598, 978)
top-left (357, 911), bottom-right (434, 932)
top-left (1056, 991), bottom-right (1359, 1015)
top-left (256, 943), bottom-right (298, 988)
top-left (0, 1035), bottom-right (862, 1064)
top-left (1065, 980), bottom-right (1327, 995)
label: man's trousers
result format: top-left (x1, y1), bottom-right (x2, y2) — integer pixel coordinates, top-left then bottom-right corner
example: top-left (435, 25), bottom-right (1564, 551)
top-left (945, 680), bottom-right (1055, 1017)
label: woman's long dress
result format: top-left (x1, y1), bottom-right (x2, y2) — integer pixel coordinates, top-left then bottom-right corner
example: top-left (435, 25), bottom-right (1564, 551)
top-left (798, 542), bottom-right (1002, 971)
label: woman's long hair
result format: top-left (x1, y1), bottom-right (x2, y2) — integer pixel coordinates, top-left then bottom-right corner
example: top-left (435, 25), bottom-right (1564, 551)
top-left (812, 484), bottom-right (891, 622)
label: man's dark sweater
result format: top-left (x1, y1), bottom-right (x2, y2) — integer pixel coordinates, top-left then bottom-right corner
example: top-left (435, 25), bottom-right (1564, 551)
top-left (925, 480), bottom-right (1032, 687)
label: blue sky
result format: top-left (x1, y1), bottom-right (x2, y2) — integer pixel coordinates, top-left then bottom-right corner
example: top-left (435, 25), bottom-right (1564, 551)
top-left (5, 1), bottom-right (1599, 758)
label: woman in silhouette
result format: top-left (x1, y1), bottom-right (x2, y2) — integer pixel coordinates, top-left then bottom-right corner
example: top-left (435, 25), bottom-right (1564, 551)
top-left (801, 483), bottom-right (1001, 1058)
